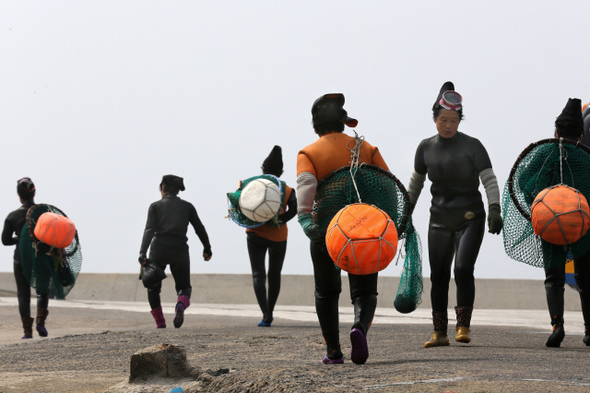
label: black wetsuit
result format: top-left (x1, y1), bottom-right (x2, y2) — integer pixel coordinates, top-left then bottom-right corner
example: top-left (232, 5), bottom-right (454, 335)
top-left (139, 194), bottom-right (211, 310)
top-left (247, 191), bottom-right (297, 323)
top-left (414, 132), bottom-right (492, 312)
top-left (2, 200), bottom-right (48, 318)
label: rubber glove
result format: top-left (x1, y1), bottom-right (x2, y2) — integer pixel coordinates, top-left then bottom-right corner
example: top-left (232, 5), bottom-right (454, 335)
top-left (298, 213), bottom-right (323, 243)
top-left (488, 204), bottom-right (503, 234)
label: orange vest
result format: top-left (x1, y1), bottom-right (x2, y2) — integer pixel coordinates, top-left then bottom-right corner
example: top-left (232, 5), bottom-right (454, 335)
top-left (246, 185), bottom-right (293, 242)
top-left (297, 132), bottom-right (389, 181)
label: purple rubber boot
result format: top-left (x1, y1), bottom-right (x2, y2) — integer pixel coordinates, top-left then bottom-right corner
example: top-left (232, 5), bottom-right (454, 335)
top-left (322, 345), bottom-right (344, 364)
top-left (350, 328), bottom-right (369, 364)
top-left (150, 307), bottom-right (166, 328)
top-left (36, 308), bottom-right (49, 337)
top-left (174, 295), bottom-right (190, 328)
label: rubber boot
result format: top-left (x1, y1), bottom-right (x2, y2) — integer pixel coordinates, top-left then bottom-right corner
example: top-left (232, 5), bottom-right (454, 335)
top-left (455, 306), bottom-right (473, 343)
top-left (150, 307), bottom-right (166, 328)
top-left (425, 310), bottom-right (450, 348)
top-left (258, 311), bottom-right (273, 327)
top-left (21, 317), bottom-right (34, 339)
top-left (546, 316), bottom-right (565, 348)
top-left (174, 295), bottom-right (190, 328)
top-left (315, 293), bottom-right (340, 358)
top-left (36, 308), bottom-right (49, 337)
top-left (322, 343), bottom-right (344, 364)
top-left (350, 295), bottom-right (376, 364)
top-left (584, 325), bottom-right (590, 346)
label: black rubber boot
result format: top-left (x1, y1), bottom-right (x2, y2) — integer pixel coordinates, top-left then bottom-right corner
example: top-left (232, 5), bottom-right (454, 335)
top-left (352, 295), bottom-right (377, 334)
top-left (546, 316), bottom-right (565, 348)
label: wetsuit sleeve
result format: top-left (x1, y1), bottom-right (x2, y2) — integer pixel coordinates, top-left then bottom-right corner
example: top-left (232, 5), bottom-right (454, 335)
top-left (414, 141), bottom-right (427, 175)
top-left (189, 205), bottom-right (211, 253)
top-left (408, 170), bottom-right (426, 208)
top-left (479, 168), bottom-right (500, 206)
top-left (278, 191), bottom-right (297, 223)
top-left (471, 139), bottom-right (493, 173)
top-left (139, 204), bottom-right (157, 258)
top-left (1, 218), bottom-right (17, 246)
top-left (296, 172), bottom-right (317, 216)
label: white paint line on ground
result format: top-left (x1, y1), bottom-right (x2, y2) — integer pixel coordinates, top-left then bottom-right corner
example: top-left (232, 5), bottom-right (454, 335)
top-left (364, 376), bottom-right (465, 388)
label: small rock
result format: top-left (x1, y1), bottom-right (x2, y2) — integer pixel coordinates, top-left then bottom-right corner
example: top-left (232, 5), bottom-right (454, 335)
top-left (129, 343), bottom-right (199, 382)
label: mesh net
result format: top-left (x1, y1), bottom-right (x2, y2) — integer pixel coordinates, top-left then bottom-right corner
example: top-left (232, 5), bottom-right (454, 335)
top-left (313, 164), bottom-right (423, 313)
top-left (502, 138), bottom-right (590, 269)
top-left (20, 204), bottom-right (83, 299)
top-left (227, 174), bottom-right (285, 228)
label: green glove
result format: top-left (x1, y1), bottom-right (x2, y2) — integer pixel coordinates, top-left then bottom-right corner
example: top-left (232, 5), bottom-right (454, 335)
top-left (487, 204), bottom-right (503, 234)
top-left (298, 213), bottom-right (323, 243)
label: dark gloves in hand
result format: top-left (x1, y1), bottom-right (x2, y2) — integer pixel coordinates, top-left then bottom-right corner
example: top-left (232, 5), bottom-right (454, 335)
top-left (488, 204), bottom-right (503, 234)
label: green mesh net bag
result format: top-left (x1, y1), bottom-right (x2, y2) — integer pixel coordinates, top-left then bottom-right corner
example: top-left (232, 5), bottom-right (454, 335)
top-left (227, 174), bottom-right (285, 228)
top-left (502, 138), bottom-right (590, 269)
top-left (313, 164), bottom-right (423, 313)
top-left (20, 204), bottom-right (82, 299)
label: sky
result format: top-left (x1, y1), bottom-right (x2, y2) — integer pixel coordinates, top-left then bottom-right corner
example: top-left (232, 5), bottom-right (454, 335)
top-left (1, 1), bottom-right (589, 282)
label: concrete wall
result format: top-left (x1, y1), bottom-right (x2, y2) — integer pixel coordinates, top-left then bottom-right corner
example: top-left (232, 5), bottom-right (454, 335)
top-left (0, 272), bottom-right (583, 311)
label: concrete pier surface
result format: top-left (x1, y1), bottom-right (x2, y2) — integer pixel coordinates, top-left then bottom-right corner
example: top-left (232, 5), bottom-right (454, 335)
top-left (0, 273), bottom-right (589, 393)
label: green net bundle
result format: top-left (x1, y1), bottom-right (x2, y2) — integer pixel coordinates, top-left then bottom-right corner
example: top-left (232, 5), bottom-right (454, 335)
top-left (20, 204), bottom-right (82, 299)
top-left (502, 138), bottom-right (590, 269)
top-left (227, 174), bottom-right (285, 228)
top-left (313, 164), bottom-right (423, 313)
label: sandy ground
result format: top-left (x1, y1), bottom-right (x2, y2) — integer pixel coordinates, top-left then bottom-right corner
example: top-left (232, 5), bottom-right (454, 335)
top-left (1, 298), bottom-right (590, 393)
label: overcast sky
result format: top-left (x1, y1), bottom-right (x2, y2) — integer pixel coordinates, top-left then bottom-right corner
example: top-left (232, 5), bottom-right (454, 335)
top-left (2, 1), bottom-right (589, 282)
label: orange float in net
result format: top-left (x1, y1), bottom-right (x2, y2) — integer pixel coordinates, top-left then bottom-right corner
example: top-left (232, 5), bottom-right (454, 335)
top-left (325, 203), bottom-right (398, 275)
top-left (531, 184), bottom-right (590, 245)
top-left (34, 212), bottom-right (76, 248)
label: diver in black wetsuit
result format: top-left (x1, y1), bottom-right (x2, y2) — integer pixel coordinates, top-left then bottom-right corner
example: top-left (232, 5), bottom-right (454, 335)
top-left (139, 175), bottom-right (212, 329)
top-left (246, 146), bottom-right (297, 327)
top-left (408, 82), bottom-right (503, 348)
top-left (531, 98), bottom-right (590, 347)
top-left (2, 178), bottom-right (50, 339)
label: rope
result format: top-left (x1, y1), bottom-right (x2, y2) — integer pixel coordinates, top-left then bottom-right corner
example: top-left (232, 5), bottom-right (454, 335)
top-left (346, 130), bottom-right (365, 202)
top-left (559, 137), bottom-right (564, 184)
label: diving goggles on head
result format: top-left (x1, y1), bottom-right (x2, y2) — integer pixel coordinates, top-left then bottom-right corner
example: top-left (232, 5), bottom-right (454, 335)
top-left (439, 90), bottom-right (462, 111)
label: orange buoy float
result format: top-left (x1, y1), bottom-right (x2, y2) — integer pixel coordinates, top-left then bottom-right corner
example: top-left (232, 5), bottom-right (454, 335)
top-left (34, 212), bottom-right (76, 248)
top-left (531, 184), bottom-right (590, 245)
top-left (325, 203), bottom-right (398, 275)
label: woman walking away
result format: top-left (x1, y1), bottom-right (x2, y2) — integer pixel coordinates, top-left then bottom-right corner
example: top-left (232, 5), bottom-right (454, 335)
top-left (503, 98), bottom-right (590, 347)
top-left (2, 178), bottom-right (50, 339)
top-left (408, 82), bottom-right (503, 348)
top-left (139, 175), bottom-right (212, 329)
top-left (246, 146), bottom-right (297, 327)
top-left (297, 93), bottom-right (390, 364)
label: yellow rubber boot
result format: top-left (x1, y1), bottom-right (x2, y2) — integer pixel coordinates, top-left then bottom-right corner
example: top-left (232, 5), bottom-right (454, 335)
top-left (424, 332), bottom-right (450, 348)
top-left (455, 326), bottom-right (471, 343)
